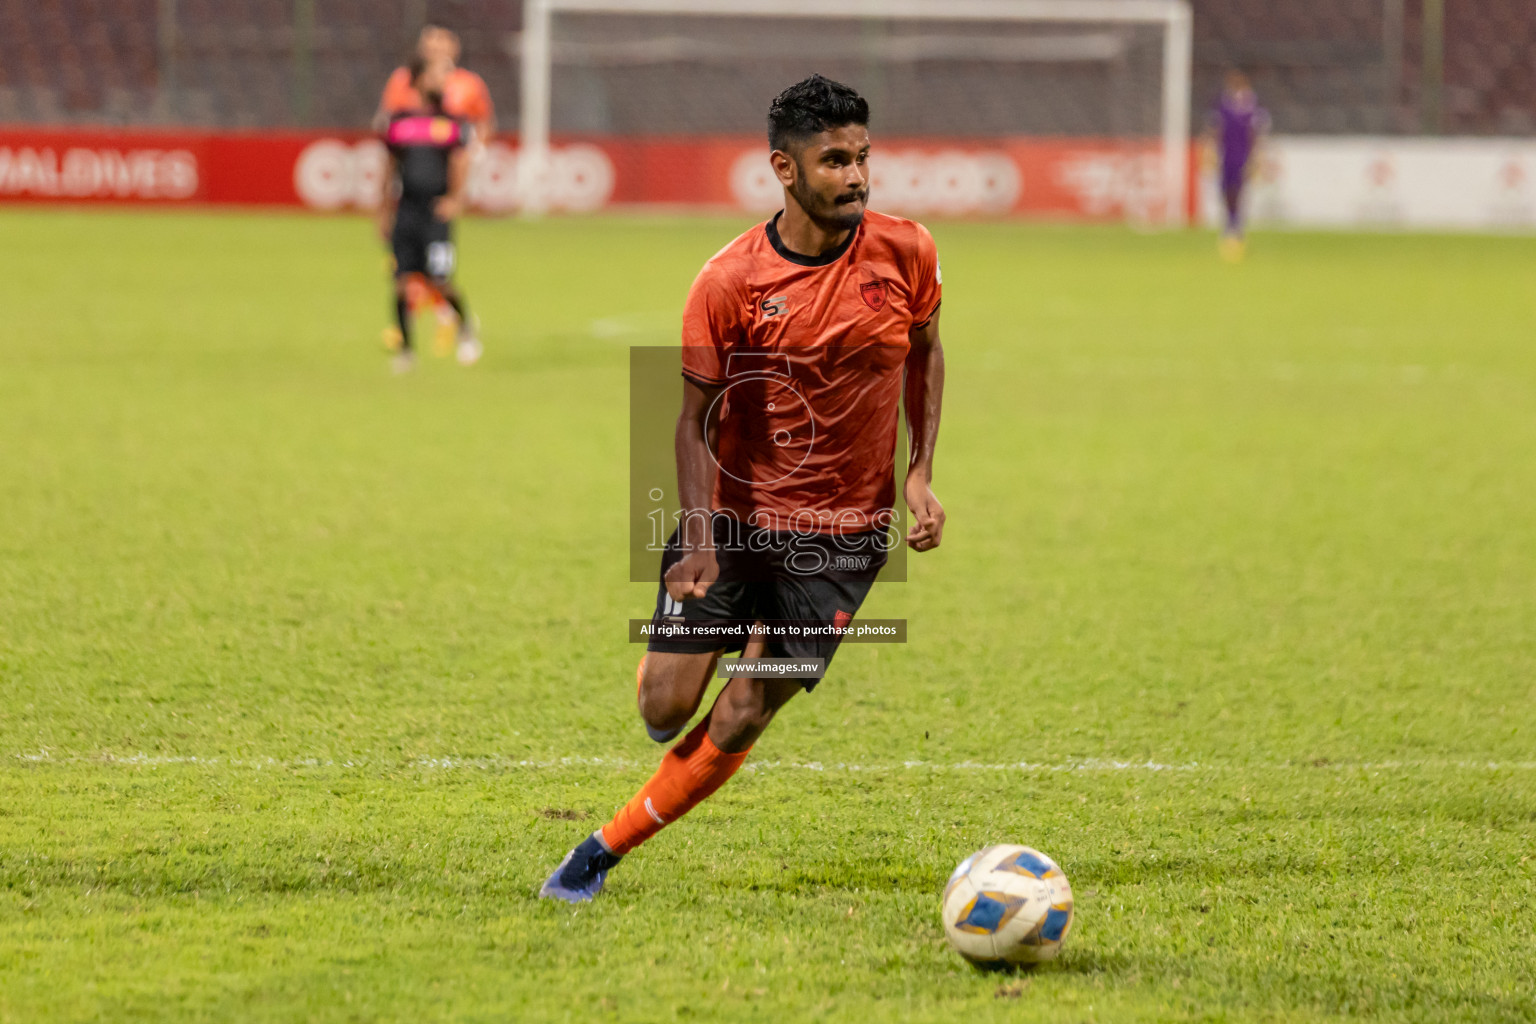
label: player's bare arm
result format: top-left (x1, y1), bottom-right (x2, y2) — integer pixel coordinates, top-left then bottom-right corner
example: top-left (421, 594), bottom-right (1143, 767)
top-left (904, 310), bottom-right (946, 552)
top-left (434, 147), bottom-right (469, 222)
top-left (378, 153), bottom-right (399, 241)
top-left (473, 113), bottom-right (496, 144)
top-left (663, 377), bottom-right (723, 602)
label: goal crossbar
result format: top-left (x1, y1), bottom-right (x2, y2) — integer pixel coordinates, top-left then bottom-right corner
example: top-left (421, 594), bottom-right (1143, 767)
top-left (521, 0), bottom-right (1192, 223)
top-left (537, 0), bottom-right (1186, 23)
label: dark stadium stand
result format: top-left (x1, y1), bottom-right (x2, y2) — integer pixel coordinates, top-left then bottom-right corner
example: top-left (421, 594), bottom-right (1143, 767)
top-left (0, 0), bottom-right (1530, 135)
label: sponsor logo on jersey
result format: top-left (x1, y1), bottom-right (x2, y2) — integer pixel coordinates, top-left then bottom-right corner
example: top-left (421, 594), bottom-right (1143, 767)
top-left (761, 294), bottom-right (789, 319)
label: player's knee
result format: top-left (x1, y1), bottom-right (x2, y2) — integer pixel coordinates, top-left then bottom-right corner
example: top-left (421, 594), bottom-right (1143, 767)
top-left (637, 677), bottom-right (693, 733)
top-left (711, 685), bottom-right (777, 748)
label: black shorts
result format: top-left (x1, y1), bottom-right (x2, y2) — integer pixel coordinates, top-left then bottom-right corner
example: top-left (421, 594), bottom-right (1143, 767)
top-left (391, 202), bottom-right (454, 281)
top-left (647, 518), bottom-right (889, 689)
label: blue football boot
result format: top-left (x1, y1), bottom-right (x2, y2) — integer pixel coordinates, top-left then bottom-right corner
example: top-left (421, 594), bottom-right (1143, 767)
top-left (539, 832), bottom-right (623, 903)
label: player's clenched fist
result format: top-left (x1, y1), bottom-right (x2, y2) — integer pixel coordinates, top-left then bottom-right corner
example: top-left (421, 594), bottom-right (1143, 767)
top-left (664, 547), bottom-right (719, 601)
top-left (904, 472), bottom-right (945, 552)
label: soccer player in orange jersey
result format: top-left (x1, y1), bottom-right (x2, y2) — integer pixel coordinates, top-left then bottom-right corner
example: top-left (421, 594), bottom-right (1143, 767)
top-left (379, 57), bottom-right (480, 372)
top-left (375, 26), bottom-right (494, 358)
top-left (541, 75), bottom-right (947, 902)
top-left (375, 26), bottom-right (496, 142)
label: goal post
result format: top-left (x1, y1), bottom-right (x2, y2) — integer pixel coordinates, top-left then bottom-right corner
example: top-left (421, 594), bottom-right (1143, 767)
top-left (519, 0), bottom-right (1193, 224)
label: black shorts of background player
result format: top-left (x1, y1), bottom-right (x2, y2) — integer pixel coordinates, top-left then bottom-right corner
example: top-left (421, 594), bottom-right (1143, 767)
top-left (378, 55), bottom-right (480, 369)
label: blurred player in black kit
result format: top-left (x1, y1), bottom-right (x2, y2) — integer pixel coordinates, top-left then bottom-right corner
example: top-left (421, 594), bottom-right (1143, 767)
top-left (378, 56), bottom-right (482, 372)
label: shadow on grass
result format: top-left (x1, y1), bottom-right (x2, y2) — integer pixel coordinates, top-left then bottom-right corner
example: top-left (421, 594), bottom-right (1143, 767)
top-left (716, 858), bottom-right (938, 896)
top-left (960, 947), bottom-right (1141, 980)
top-left (1037, 947), bottom-right (1139, 976)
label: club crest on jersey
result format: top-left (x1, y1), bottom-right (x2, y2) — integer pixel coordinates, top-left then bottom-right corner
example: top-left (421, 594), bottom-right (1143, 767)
top-left (859, 280), bottom-right (887, 312)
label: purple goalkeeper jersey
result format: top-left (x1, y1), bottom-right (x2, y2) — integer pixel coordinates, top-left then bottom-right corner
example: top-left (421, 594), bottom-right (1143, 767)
top-left (1211, 90), bottom-right (1269, 184)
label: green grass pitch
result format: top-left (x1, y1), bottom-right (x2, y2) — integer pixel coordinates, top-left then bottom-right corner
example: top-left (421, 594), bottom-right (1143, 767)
top-left (1, 208), bottom-right (1534, 1023)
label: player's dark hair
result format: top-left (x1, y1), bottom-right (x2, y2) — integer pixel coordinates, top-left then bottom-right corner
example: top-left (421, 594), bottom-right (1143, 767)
top-left (768, 74), bottom-right (869, 153)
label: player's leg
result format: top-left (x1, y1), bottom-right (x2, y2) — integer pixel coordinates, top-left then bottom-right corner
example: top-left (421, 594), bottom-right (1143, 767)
top-left (382, 260), bottom-right (406, 353)
top-left (541, 563), bottom-right (767, 899)
top-left (427, 283), bottom-right (458, 357)
top-left (388, 208), bottom-right (429, 371)
top-left (630, 525), bottom-right (889, 824)
top-left (637, 649), bottom-right (720, 742)
top-left (634, 521), bottom-right (763, 742)
top-left (399, 276), bottom-right (451, 357)
top-left (703, 664), bottom-right (800, 753)
top-left (391, 276), bottom-right (412, 352)
top-left (1220, 164), bottom-right (1247, 261)
top-left (636, 619), bottom-right (772, 739)
top-left (604, 656), bottom-right (793, 847)
top-left (424, 222), bottom-right (481, 367)
top-left (388, 273), bottom-right (417, 373)
top-left (604, 537), bottom-right (887, 893)
top-left (538, 521), bottom-right (773, 902)
top-left (539, 638), bottom-right (788, 904)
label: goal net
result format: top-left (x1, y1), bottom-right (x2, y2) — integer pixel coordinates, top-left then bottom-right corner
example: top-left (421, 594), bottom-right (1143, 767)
top-left (517, 0), bottom-right (1192, 223)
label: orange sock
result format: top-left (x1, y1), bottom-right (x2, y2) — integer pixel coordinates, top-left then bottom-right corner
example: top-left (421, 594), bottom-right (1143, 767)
top-left (600, 719), bottom-right (749, 855)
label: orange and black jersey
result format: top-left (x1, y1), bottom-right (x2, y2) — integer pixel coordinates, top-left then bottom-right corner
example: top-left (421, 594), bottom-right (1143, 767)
top-left (681, 208), bottom-right (942, 533)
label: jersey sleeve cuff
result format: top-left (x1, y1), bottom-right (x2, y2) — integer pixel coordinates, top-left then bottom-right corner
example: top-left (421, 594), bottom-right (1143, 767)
top-left (682, 370), bottom-right (727, 389)
top-left (912, 299), bottom-right (942, 329)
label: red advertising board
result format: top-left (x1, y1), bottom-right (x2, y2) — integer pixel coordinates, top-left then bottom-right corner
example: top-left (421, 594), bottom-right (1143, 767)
top-left (0, 128), bottom-right (319, 206)
top-left (0, 126), bottom-right (1195, 221)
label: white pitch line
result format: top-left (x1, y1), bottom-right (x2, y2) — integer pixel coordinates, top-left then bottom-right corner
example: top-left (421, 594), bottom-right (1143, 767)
top-left (10, 751), bottom-right (1536, 773)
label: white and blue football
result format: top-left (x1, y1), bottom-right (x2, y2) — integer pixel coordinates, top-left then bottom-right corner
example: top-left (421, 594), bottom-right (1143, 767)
top-left (941, 844), bottom-right (1075, 968)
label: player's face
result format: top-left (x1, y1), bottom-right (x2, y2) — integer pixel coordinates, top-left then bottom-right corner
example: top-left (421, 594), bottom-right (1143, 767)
top-left (419, 28), bottom-right (458, 67)
top-left (783, 125), bottom-right (871, 232)
top-left (417, 59), bottom-right (450, 102)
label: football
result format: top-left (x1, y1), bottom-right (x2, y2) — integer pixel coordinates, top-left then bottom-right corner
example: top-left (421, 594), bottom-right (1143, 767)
top-left (941, 845), bottom-right (1075, 968)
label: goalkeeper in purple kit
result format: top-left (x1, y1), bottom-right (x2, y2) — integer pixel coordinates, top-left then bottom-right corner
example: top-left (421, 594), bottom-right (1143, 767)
top-left (1205, 70), bottom-right (1270, 262)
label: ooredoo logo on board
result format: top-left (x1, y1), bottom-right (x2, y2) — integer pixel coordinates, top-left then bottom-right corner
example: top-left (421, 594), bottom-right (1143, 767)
top-left (292, 138), bottom-right (616, 214)
top-left (730, 147), bottom-right (1023, 216)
